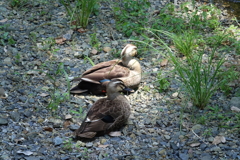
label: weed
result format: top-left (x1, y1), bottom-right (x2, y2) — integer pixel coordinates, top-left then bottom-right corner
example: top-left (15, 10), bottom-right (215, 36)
top-left (63, 138), bottom-right (73, 151)
top-left (202, 128), bottom-right (212, 137)
top-left (84, 56), bottom-right (95, 66)
top-left (45, 62), bottom-right (70, 111)
top-left (0, 24), bottom-right (16, 46)
top-left (15, 53), bottom-right (21, 63)
top-left (70, 107), bottom-right (86, 119)
top-left (41, 37), bottom-right (56, 51)
top-left (59, 0), bottom-right (98, 29)
top-left (156, 72), bottom-right (170, 92)
top-left (141, 27), bottom-right (238, 109)
top-left (90, 32), bottom-right (100, 49)
top-left (9, 0), bottom-right (29, 8)
top-left (142, 85), bottom-right (150, 92)
top-left (113, 0), bottom-right (151, 37)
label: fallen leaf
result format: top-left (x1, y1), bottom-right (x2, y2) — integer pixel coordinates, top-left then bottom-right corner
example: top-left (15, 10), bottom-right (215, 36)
top-left (231, 106), bottom-right (240, 112)
top-left (77, 28), bottom-right (88, 33)
top-left (17, 150), bottom-right (33, 156)
top-left (98, 144), bottom-right (109, 148)
top-left (108, 131), bottom-right (121, 137)
top-left (212, 135), bottom-right (226, 145)
top-left (63, 120), bottom-right (71, 129)
top-left (43, 127), bottom-right (53, 132)
top-left (190, 143), bottom-right (200, 147)
top-left (39, 93), bottom-right (49, 97)
top-left (55, 37), bottom-right (67, 44)
top-left (0, 19), bottom-right (8, 23)
top-left (26, 70), bottom-right (39, 75)
top-left (160, 59), bottom-right (168, 67)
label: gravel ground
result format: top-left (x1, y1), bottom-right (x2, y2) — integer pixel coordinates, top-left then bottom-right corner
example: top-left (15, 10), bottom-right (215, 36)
top-left (0, 0), bottom-right (240, 160)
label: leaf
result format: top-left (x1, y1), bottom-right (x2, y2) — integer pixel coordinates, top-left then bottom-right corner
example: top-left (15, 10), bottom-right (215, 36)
top-left (190, 143), bottom-right (200, 147)
top-left (39, 93), bottom-right (49, 97)
top-left (17, 150), bottom-right (33, 156)
top-left (108, 131), bottom-right (121, 137)
top-left (231, 106), bottom-right (240, 112)
top-left (77, 28), bottom-right (88, 33)
top-left (26, 70), bottom-right (39, 75)
top-left (0, 19), bottom-right (8, 23)
top-left (55, 37), bottom-right (67, 44)
top-left (98, 144), bottom-right (109, 148)
top-left (63, 120), bottom-right (71, 129)
top-left (212, 135), bottom-right (226, 145)
top-left (160, 59), bottom-right (168, 67)
top-left (43, 127), bottom-right (53, 132)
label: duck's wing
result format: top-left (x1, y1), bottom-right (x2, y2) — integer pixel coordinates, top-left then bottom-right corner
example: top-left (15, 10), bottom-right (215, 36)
top-left (72, 60), bottom-right (126, 83)
top-left (81, 61), bottom-right (130, 83)
top-left (74, 99), bottom-right (127, 138)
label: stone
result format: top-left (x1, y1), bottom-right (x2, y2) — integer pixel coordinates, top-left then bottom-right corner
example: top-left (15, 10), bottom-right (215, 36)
top-left (86, 142), bottom-right (93, 148)
top-left (164, 135), bottom-right (171, 140)
top-left (100, 138), bottom-right (107, 144)
top-left (10, 111), bottom-right (20, 122)
top-left (69, 124), bottom-right (79, 131)
top-left (172, 92), bottom-right (178, 98)
top-left (65, 114), bottom-right (72, 120)
top-left (0, 118), bottom-right (8, 125)
top-left (53, 136), bottom-right (63, 146)
top-left (230, 97), bottom-right (240, 108)
top-left (170, 142), bottom-right (179, 150)
top-left (179, 153), bottom-right (189, 160)
top-left (159, 149), bottom-right (166, 155)
top-left (103, 47), bottom-right (111, 53)
top-left (3, 57), bottom-right (12, 65)
top-left (200, 153), bottom-right (212, 160)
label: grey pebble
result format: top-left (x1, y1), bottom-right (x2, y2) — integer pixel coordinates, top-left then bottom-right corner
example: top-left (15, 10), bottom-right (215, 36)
top-left (0, 118), bottom-right (8, 125)
top-left (10, 111), bottom-right (20, 122)
top-left (53, 137), bottom-right (63, 146)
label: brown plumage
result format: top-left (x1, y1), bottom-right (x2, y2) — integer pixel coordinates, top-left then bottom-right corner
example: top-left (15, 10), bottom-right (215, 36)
top-left (74, 80), bottom-right (131, 139)
top-left (70, 44), bottom-right (141, 94)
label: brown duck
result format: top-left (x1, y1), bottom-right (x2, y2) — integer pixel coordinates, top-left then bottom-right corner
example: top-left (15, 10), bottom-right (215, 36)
top-left (70, 44), bottom-right (141, 94)
top-left (74, 79), bottom-right (131, 138)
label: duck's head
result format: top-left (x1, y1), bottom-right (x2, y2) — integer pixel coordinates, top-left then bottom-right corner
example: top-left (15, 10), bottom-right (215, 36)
top-left (107, 79), bottom-right (133, 94)
top-left (121, 44), bottom-right (137, 58)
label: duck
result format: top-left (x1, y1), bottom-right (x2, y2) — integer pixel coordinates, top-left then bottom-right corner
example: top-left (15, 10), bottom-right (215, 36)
top-left (70, 44), bottom-right (141, 95)
top-left (74, 79), bottom-right (131, 139)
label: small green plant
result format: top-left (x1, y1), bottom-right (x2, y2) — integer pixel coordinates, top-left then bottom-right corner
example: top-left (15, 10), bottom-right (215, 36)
top-left (144, 28), bottom-right (237, 109)
top-left (142, 85), bottom-right (150, 92)
top-left (9, 0), bottom-right (29, 8)
top-left (113, 0), bottom-right (151, 37)
top-left (70, 107), bottom-right (86, 119)
top-left (0, 24), bottom-right (16, 46)
top-left (63, 138), bottom-right (73, 151)
top-left (41, 37), bottom-right (56, 51)
top-left (156, 72), bottom-right (170, 92)
top-left (90, 32), bottom-right (100, 49)
top-left (59, 0), bottom-right (98, 29)
top-left (46, 62), bottom-right (70, 111)
top-left (84, 56), bottom-right (95, 66)
top-left (202, 128), bottom-right (212, 137)
top-left (169, 36), bottom-right (232, 109)
top-left (15, 53), bottom-right (21, 63)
